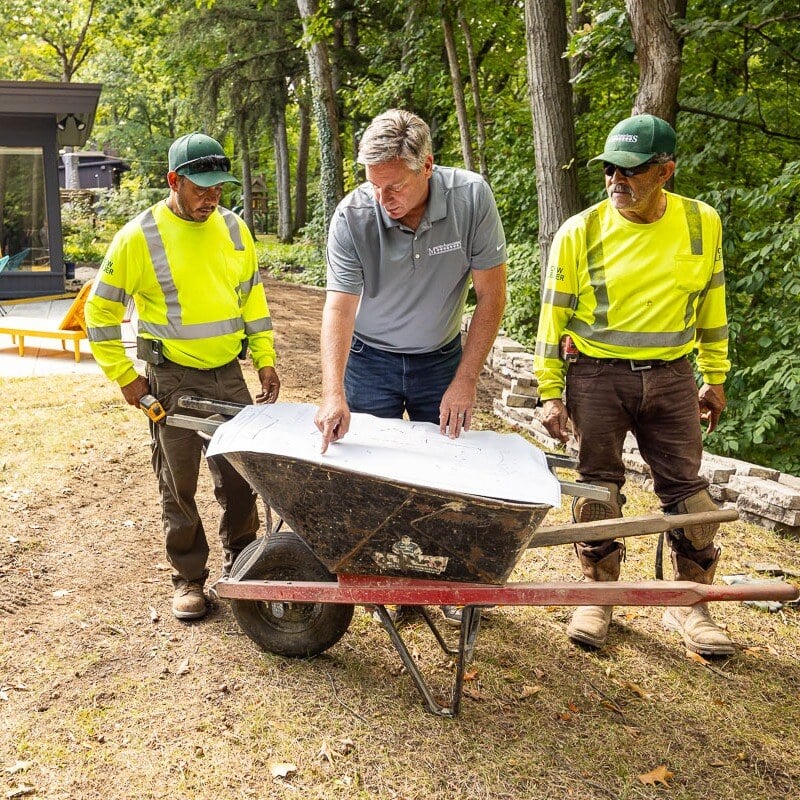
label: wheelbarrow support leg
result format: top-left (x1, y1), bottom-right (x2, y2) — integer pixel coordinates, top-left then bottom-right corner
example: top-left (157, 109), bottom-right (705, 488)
top-left (372, 605), bottom-right (482, 717)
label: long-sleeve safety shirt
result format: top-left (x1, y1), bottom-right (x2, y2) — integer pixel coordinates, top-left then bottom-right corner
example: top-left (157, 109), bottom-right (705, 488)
top-left (534, 191), bottom-right (729, 401)
top-left (85, 201), bottom-right (275, 388)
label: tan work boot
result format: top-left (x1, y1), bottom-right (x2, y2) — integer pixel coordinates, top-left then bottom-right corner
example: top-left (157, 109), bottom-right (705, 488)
top-left (662, 549), bottom-right (734, 656)
top-left (172, 580), bottom-right (207, 620)
top-left (567, 542), bottom-right (624, 649)
top-left (571, 481), bottom-right (625, 522)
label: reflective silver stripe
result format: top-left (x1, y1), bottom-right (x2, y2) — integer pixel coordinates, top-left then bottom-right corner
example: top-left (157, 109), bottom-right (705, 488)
top-left (585, 209), bottom-right (610, 328)
top-left (93, 281), bottom-right (130, 306)
top-left (138, 207), bottom-right (250, 340)
top-left (569, 320), bottom-right (694, 348)
top-left (577, 202), bottom-right (708, 348)
top-left (708, 270), bottom-right (724, 290)
top-left (138, 317), bottom-right (244, 340)
top-left (535, 340), bottom-right (560, 360)
top-left (219, 207), bottom-right (245, 251)
top-left (245, 316), bottom-right (273, 336)
top-left (543, 288), bottom-right (576, 310)
top-left (697, 324), bottom-right (728, 343)
top-left (88, 324), bottom-right (122, 342)
top-left (681, 198), bottom-right (703, 256)
top-left (141, 209), bottom-right (182, 326)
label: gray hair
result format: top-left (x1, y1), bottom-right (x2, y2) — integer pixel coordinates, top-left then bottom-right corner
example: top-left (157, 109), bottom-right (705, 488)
top-left (650, 153), bottom-right (675, 165)
top-left (357, 109), bottom-right (432, 172)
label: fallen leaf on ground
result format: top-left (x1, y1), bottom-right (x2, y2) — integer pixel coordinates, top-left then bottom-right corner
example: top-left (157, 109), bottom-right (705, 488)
top-left (175, 658), bottom-right (190, 676)
top-left (4, 761), bottom-right (32, 775)
top-left (6, 785), bottom-right (36, 798)
top-left (686, 650), bottom-right (710, 666)
top-left (463, 668), bottom-right (479, 682)
top-left (622, 681), bottom-right (653, 700)
top-left (519, 684), bottom-right (542, 699)
top-left (318, 740), bottom-right (335, 765)
top-left (52, 589), bottom-right (72, 599)
top-left (270, 762), bottom-right (297, 779)
top-left (638, 765), bottom-right (674, 787)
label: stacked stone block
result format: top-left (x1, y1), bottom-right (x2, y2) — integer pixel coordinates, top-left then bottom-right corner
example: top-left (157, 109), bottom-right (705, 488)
top-left (479, 325), bottom-right (800, 538)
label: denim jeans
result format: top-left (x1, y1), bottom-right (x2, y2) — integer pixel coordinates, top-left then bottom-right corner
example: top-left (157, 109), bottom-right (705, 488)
top-left (344, 334), bottom-right (462, 423)
top-left (565, 356), bottom-right (708, 509)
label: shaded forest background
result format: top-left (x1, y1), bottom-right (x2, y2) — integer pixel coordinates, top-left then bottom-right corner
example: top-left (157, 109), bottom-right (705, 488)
top-left (1, 0), bottom-right (798, 472)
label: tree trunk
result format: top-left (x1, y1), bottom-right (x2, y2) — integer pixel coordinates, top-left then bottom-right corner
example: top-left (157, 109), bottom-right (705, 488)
top-left (458, 8), bottom-right (489, 182)
top-left (234, 111), bottom-right (255, 237)
top-left (296, 0), bottom-right (344, 230)
top-left (272, 105), bottom-right (293, 243)
top-left (441, 4), bottom-right (475, 171)
top-left (524, 0), bottom-right (582, 285)
top-left (625, 0), bottom-right (686, 124)
top-left (569, 0), bottom-right (591, 118)
top-left (294, 86), bottom-right (311, 234)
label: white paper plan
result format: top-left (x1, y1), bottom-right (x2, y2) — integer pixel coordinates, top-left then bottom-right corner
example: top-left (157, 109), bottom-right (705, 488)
top-left (206, 402), bottom-right (561, 507)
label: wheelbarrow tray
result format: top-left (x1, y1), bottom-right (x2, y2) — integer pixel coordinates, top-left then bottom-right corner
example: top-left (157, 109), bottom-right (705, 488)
top-left (222, 449), bottom-right (550, 584)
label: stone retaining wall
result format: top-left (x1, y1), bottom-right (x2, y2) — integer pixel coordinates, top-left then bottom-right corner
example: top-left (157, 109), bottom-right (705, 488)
top-left (479, 327), bottom-right (800, 538)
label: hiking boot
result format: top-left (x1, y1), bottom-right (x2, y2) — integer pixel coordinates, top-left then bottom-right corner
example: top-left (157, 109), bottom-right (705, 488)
top-left (663, 605), bottom-right (735, 656)
top-left (567, 541), bottom-right (624, 649)
top-left (662, 548), bottom-right (734, 657)
top-left (172, 580), bottom-right (207, 620)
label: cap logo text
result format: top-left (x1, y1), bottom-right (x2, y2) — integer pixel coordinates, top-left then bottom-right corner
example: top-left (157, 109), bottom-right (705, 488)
top-left (610, 134), bottom-right (639, 143)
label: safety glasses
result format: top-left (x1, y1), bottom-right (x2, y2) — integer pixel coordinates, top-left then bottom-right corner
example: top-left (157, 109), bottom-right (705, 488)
top-left (175, 154), bottom-right (231, 175)
top-left (603, 160), bottom-right (656, 178)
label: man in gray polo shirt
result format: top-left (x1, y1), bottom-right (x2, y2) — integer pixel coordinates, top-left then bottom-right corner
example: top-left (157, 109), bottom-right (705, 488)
top-left (314, 108), bottom-right (507, 625)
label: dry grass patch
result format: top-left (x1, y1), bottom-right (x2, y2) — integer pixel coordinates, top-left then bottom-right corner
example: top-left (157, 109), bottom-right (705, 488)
top-left (2, 366), bottom-right (799, 800)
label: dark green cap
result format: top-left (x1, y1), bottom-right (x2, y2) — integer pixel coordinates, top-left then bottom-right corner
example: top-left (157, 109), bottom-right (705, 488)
top-left (168, 132), bottom-right (240, 187)
top-left (588, 114), bottom-right (676, 168)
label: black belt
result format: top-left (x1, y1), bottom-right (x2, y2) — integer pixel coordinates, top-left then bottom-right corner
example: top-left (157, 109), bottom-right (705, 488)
top-left (576, 355), bottom-right (685, 371)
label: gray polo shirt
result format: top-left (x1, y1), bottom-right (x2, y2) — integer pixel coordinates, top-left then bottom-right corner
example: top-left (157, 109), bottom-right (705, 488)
top-left (326, 165), bottom-right (506, 353)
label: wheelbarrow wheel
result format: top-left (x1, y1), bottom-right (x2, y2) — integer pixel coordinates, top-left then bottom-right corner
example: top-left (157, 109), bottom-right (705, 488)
top-left (228, 531), bottom-right (354, 658)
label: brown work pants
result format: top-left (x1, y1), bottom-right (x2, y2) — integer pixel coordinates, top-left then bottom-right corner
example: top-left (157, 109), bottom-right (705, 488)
top-left (147, 359), bottom-right (259, 584)
top-left (565, 356), bottom-right (708, 509)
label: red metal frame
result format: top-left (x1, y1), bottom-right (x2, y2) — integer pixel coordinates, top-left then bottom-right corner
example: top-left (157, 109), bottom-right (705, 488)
top-left (215, 573), bottom-right (798, 607)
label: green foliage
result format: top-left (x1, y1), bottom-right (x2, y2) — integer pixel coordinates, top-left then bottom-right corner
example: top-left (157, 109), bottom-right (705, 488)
top-left (61, 187), bottom-right (163, 263)
top-left (502, 241), bottom-right (541, 348)
top-left (257, 234), bottom-right (326, 287)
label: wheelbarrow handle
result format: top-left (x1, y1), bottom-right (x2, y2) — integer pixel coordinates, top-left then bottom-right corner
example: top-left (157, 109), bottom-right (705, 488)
top-left (177, 395), bottom-right (248, 417)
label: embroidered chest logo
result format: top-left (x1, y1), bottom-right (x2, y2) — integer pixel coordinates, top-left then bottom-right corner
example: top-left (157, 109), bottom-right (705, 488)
top-left (428, 240), bottom-right (462, 257)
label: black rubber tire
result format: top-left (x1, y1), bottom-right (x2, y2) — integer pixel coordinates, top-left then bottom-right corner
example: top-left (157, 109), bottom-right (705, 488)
top-left (228, 531), bottom-right (354, 658)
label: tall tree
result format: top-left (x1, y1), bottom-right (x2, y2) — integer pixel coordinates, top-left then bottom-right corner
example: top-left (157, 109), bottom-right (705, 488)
top-left (626, 0), bottom-right (687, 122)
top-left (441, 1), bottom-right (475, 171)
top-left (296, 0), bottom-right (344, 228)
top-left (524, 0), bottom-right (582, 280)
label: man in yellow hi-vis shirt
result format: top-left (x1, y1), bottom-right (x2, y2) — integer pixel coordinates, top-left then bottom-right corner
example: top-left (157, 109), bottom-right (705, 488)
top-left (534, 114), bottom-right (733, 656)
top-left (86, 133), bottom-right (280, 621)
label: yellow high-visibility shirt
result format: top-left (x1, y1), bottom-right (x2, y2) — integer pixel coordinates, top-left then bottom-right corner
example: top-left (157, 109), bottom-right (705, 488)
top-left (86, 201), bottom-right (275, 387)
top-left (534, 192), bottom-right (729, 401)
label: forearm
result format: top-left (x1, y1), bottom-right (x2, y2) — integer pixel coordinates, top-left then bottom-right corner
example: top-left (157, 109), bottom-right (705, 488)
top-left (454, 266), bottom-right (506, 388)
top-left (320, 293), bottom-right (358, 400)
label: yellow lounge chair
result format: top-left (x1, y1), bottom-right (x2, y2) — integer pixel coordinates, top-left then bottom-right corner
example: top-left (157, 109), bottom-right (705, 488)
top-left (0, 281), bottom-right (92, 362)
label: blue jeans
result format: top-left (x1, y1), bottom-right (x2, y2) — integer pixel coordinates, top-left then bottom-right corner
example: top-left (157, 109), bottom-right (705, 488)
top-left (344, 335), bottom-right (462, 423)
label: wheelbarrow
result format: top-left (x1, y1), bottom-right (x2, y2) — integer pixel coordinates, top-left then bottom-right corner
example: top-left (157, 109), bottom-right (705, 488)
top-left (168, 397), bottom-right (799, 717)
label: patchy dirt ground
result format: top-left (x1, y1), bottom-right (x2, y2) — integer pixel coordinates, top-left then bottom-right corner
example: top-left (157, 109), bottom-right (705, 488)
top-left (2, 277), bottom-right (799, 800)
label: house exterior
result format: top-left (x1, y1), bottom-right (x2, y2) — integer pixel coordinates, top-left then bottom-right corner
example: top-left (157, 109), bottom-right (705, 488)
top-left (57, 151), bottom-right (130, 190)
top-left (0, 80), bottom-right (102, 300)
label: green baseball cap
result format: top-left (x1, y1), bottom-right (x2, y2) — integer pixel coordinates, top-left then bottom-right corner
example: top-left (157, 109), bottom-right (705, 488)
top-left (168, 132), bottom-right (240, 187)
top-left (588, 114), bottom-right (676, 168)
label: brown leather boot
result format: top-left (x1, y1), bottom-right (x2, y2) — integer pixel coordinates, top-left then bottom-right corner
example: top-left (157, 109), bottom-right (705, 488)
top-left (662, 548), bottom-right (735, 656)
top-left (567, 542), bottom-right (624, 649)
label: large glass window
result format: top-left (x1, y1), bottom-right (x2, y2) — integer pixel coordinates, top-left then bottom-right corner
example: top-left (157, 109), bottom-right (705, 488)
top-left (0, 146), bottom-right (48, 271)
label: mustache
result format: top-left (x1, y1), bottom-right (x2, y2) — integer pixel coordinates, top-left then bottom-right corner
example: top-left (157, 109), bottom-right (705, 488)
top-left (611, 184), bottom-right (631, 194)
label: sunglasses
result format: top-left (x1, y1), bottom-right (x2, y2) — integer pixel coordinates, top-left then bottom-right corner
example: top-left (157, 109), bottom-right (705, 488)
top-left (603, 160), bottom-right (656, 178)
top-left (174, 154), bottom-right (231, 175)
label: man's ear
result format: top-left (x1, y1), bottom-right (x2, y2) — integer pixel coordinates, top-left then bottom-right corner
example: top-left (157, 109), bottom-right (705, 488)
top-left (167, 170), bottom-right (180, 190)
top-left (660, 160), bottom-right (676, 183)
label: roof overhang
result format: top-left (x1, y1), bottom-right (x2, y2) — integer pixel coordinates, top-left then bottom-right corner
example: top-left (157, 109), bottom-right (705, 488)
top-left (0, 80), bottom-right (102, 147)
